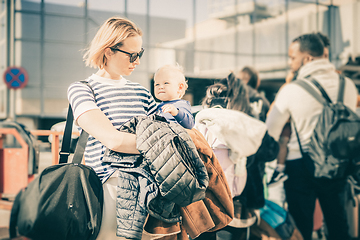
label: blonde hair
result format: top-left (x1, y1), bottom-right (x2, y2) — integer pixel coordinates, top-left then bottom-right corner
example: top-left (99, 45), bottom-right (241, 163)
top-left (154, 64), bottom-right (188, 98)
top-left (83, 17), bottom-right (142, 69)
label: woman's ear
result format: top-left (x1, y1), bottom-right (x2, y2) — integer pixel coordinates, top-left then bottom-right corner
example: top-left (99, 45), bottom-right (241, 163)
top-left (104, 48), bottom-right (113, 60)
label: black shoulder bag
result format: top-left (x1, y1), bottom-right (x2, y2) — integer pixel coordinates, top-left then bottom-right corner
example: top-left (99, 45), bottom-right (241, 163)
top-left (9, 82), bottom-right (103, 240)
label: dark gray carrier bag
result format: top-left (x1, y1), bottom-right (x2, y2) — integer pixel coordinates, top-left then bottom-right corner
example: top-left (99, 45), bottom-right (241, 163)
top-left (9, 102), bottom-right (103, 239)
top-left (293, 75), bottom-right (360, 179)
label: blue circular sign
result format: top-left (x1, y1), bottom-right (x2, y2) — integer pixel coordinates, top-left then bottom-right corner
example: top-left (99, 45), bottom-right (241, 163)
top-left (3, 66), bottom-right (28, 89)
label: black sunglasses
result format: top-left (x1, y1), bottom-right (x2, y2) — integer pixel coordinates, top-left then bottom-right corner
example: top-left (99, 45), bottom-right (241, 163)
top-left (110, 47), bottom-right (144, 63)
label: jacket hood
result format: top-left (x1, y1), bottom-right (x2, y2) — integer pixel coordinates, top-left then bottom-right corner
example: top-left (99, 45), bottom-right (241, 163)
top-left (195, 108), bottom-right (267, 160)
top-left (297, 58), bottom-right (335, 79)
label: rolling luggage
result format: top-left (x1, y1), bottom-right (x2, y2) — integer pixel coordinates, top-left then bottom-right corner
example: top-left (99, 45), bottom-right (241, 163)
top-left (313, 199), bottom-right (324, 239)
top-left (345, 175), bottom-right (360, 238)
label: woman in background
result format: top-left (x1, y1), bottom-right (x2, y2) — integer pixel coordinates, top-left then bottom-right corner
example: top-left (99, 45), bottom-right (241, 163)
top-left (194, 73), bottom-right (279, 240)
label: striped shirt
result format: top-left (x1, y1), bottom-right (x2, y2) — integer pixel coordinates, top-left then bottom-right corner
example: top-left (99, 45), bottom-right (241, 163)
top-left (67, 74), bottom-right (157, 183)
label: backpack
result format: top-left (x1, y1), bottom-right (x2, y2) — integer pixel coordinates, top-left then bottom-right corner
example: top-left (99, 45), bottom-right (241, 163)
top-left (293, 75), bottom-right (360, 179)
top-left (0, 120), bottom-right (40, 174)
top-left (9, 84), bottom-right (104, 240)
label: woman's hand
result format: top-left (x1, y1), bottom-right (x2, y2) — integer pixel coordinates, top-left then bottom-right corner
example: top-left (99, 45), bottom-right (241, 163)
top-left (77, 109), bottom-right (139, 154)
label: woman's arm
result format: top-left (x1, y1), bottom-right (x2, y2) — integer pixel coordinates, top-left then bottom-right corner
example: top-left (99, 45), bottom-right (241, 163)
top-left (77, 108), bottom-right (139, 154)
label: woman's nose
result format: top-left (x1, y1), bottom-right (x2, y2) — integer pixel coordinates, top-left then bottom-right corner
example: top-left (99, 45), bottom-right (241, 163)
top-left (133, 56), bottom-right (141, 65)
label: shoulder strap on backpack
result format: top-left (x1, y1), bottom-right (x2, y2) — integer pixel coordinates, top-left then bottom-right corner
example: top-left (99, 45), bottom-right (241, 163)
top-left (309, 79), bottom-right (332, 104)
top-left (337, 75), bottom-right (345, 104)
top-left (292, 122), bottom-right (305, 156)
top-left (293, 79), bottom-right (327, 105)
top-left (295, 74), bottom-right (345, 105)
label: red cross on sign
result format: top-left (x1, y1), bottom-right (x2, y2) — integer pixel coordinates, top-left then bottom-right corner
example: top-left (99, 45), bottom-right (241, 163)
top-left (3, 66), bottom-right (29, 89)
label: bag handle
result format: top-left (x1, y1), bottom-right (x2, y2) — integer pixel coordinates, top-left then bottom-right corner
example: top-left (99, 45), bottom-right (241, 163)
top-left (59, 81), bottom-right (94, 164)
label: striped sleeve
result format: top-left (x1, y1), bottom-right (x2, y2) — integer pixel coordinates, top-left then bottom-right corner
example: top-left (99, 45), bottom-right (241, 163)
top-left (67, 81), bottom-right (98, 121)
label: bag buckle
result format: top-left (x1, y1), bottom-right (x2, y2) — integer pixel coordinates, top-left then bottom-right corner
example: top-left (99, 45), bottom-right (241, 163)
top-left (59, 151), bottom-right (70, 157)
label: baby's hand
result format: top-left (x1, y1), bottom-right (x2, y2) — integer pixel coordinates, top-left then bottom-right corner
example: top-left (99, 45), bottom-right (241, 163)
top-left (161, 104), bottom-right (179, 116)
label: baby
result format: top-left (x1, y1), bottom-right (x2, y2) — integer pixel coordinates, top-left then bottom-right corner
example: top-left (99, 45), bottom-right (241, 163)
top-left (154, 64), bottom-right (194, 129)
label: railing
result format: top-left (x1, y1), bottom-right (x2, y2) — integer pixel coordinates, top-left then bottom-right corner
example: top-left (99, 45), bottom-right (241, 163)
top-left (0, 129), bottom-right (80, 211)
top-left (30, 130), bottom-right (80, 165)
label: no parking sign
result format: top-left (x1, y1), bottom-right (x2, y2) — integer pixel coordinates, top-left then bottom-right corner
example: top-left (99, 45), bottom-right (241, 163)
top-left (3, 66), bottom-right (28, 89)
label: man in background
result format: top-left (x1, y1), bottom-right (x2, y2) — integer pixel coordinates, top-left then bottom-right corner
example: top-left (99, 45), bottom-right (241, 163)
top-left (266, 33), bottom-right (357, 240)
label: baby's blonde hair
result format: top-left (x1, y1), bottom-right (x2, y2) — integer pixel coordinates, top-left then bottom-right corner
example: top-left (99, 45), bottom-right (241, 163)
top-left (83, 17), bottom-right (142, 69)
top-left (154, 64), bottom-right (188, 98)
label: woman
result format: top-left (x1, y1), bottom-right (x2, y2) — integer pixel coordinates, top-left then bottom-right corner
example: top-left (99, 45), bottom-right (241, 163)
top-left (195, 73), bottom-right (279, 240)
top-left (237, 66), bottom-right (270, 122)
top-left (67, 17), bottom-right (157, 240)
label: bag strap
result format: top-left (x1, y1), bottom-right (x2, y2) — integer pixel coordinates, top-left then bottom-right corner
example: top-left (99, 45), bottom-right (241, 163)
top-left (309, 78), bottom-right (332, 104)
top-left (59, 105), bottom-right (74, 164)
top-left (311, 75), bottom-right (346, 104)
top-left (294, 74), bottom-right (345, 105)
top-left (293, 79), bottom-right (327, 105)
top-left (293, 122), bottom-right (305, 157)
top-left (337, 75), bottom-right (345, 104)
top-left (72, 128), bottom-right (89, 164)
top-left (59, 81), bottom-right (94, 164)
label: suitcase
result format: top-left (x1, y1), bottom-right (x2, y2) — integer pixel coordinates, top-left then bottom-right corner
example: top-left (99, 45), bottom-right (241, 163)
top-left (313, 199), bottom-right (324, 239)
top-left (345, 175), bottom-right (360, 238)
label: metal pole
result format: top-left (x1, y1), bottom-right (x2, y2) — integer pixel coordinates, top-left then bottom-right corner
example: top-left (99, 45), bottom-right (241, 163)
top-left (285, 0), bottom-right (289, 73)
top-left (316, 0), bottom-right (319, 31)
top-left (354, 1), bottom-right (359, 57)
top-left (40, 0), bottom-right (45, 116)
top-left (328, 0), bottom-right (333, 63)
top-left (84, 0), bottom-right (88, 45)
top-left (252, 0), bottom-right (256, 66)
top-left (234, 0), bottom-right (239, 71)
top-left (124, 0), bottom-right (128, 18)
top-left (7, 0), bottom-right (15, 121)
top-left (146, 0), bottom-right (150, 88)
top-left (193, 0), bottom-right (196, 72)
top-left (5, 0), bottom-right (13, 67)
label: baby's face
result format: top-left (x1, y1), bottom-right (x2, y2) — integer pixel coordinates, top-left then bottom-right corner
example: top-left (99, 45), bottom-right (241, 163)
top-left (154, 69), bottom-right (181, 101)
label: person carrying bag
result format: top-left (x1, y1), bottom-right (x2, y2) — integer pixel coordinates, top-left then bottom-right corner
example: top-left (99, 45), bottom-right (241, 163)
top-left (9, 104), bottom-right (104, 240)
